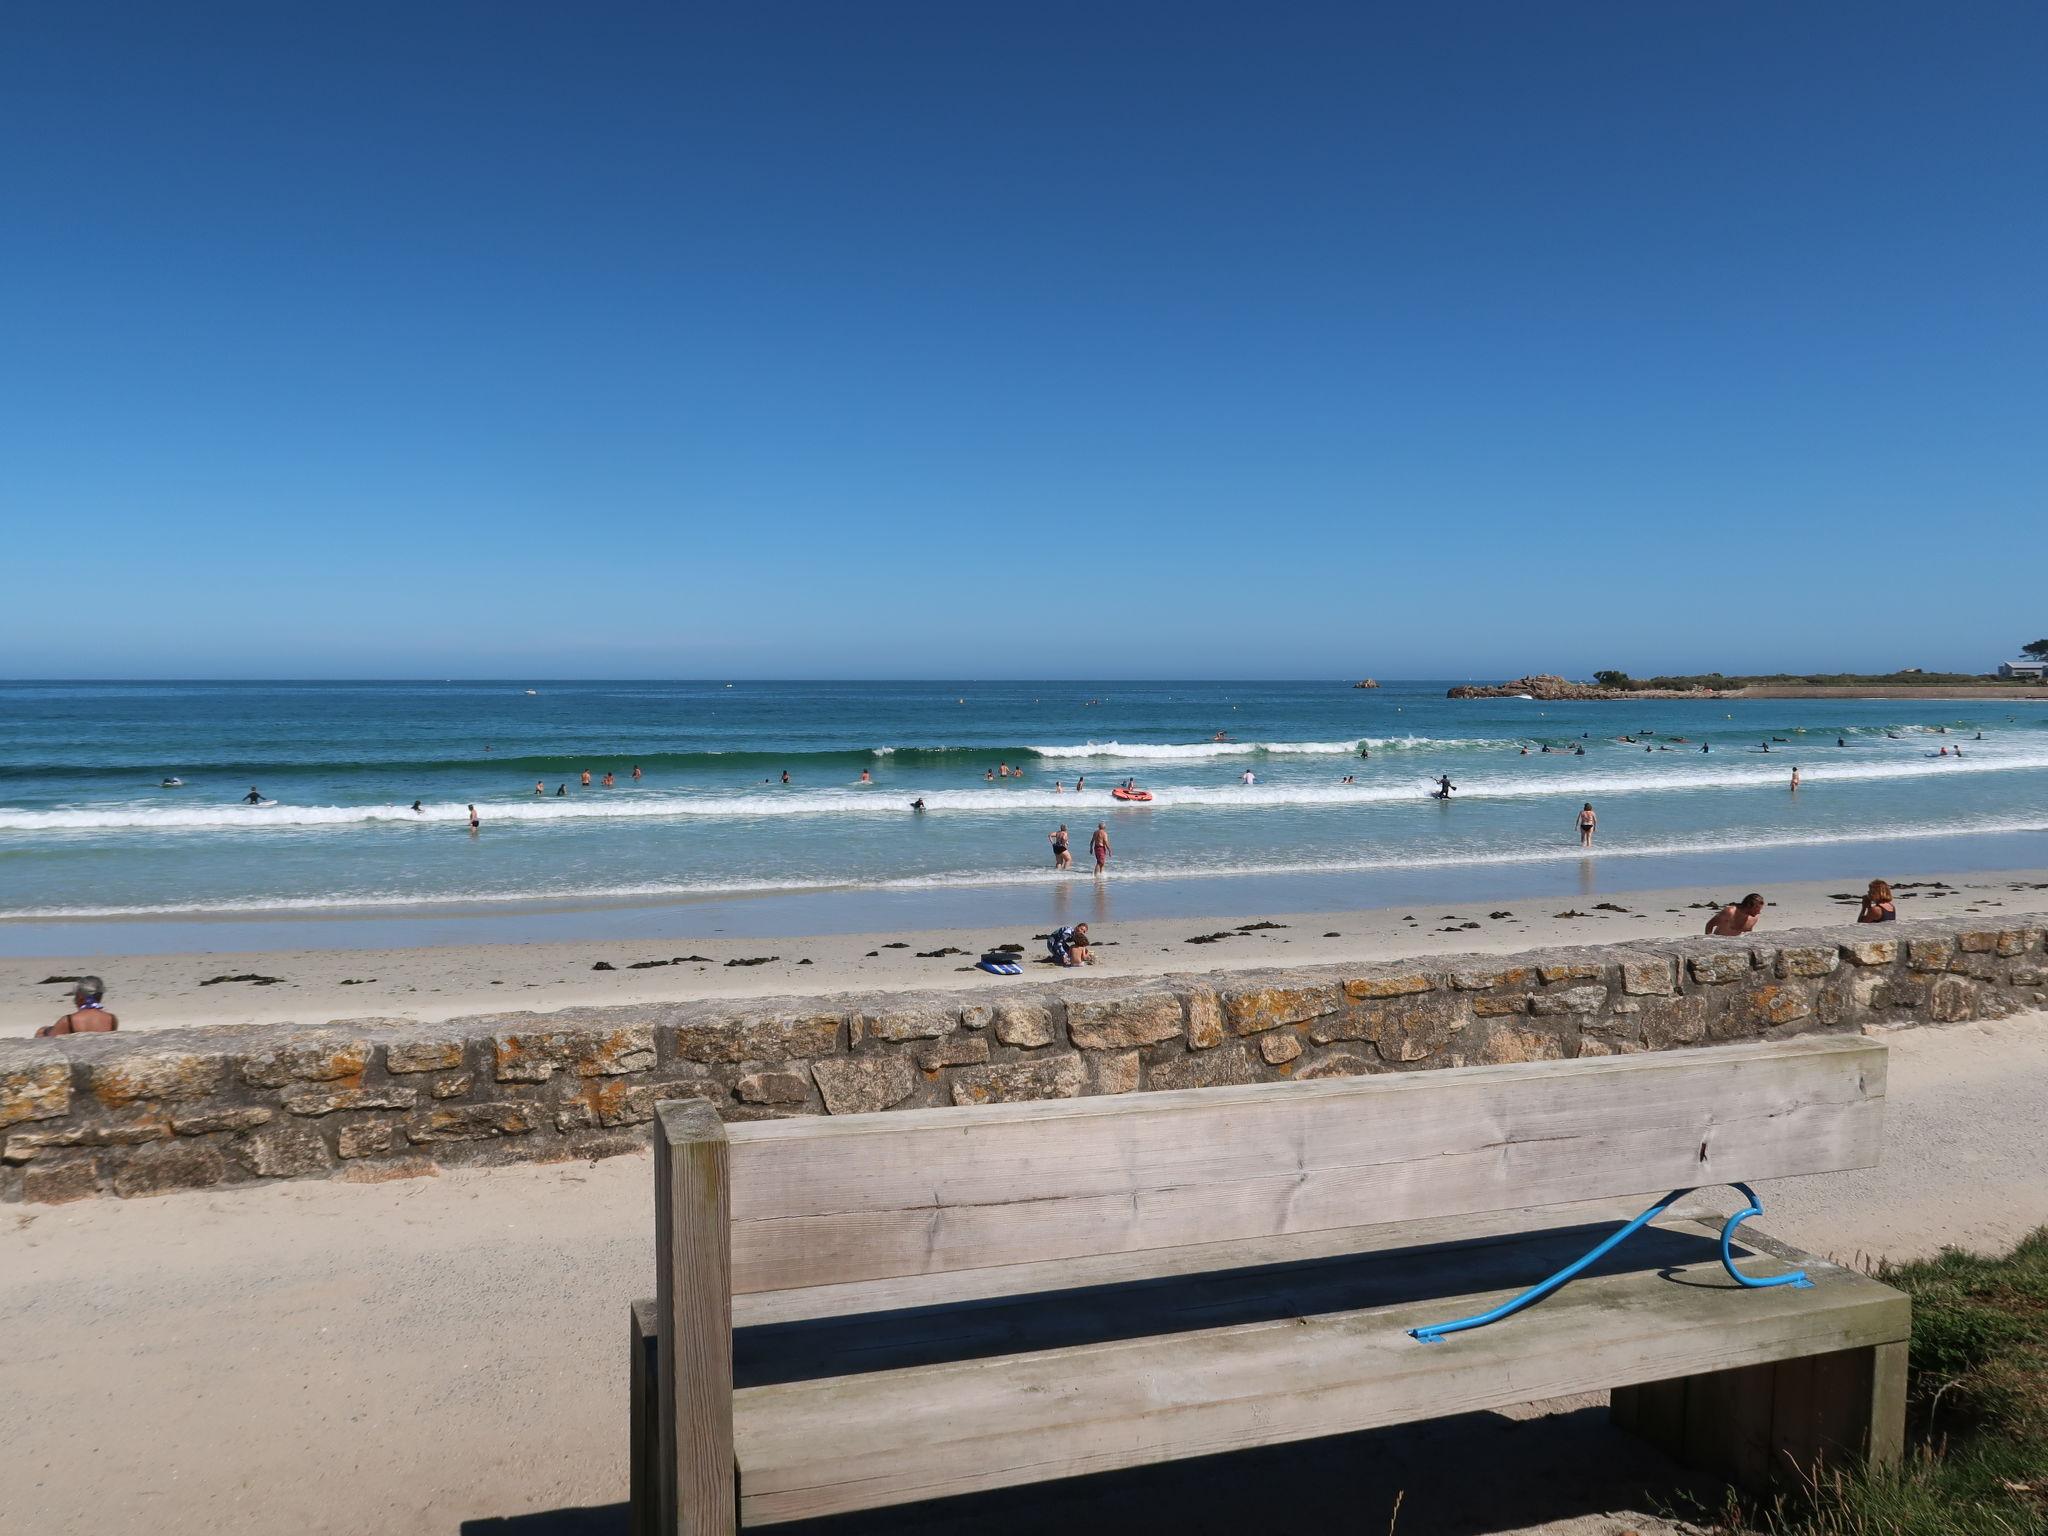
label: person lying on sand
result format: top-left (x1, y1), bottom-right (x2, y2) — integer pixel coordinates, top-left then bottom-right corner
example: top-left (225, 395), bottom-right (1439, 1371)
top-left (38, 978), bottom-right (118, 1036)
top-left (1704, 894), bottom-right (1765, 936)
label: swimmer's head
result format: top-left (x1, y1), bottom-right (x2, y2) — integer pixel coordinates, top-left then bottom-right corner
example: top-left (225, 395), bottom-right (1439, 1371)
top-left (74, 976), bottom-right (105, 1006)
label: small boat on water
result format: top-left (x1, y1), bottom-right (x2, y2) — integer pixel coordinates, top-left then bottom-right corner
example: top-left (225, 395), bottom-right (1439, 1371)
top-left (1110, 787), bottom-right (1154, 803)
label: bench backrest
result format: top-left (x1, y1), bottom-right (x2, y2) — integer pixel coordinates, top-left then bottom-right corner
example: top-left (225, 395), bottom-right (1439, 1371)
top-left (661, 1035), bottom-right (1884, 1299)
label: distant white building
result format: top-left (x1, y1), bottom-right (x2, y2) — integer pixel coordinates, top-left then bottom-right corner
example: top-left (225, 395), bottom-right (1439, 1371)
top-left (1998, 659), bottom-right (2047, 679)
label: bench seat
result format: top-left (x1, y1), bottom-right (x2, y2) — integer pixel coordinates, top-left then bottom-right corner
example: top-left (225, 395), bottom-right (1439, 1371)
top-left (638, 1209), bottom-right (1905, 1525)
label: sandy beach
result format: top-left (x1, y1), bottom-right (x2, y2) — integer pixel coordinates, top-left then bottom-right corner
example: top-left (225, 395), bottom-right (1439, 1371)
top-left (8, 867), bottom-right (2047, 1038)
top-left (4, 1011), bottom-right (2042, 1536)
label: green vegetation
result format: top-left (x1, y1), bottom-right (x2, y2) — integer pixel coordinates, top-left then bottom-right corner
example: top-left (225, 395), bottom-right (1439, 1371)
top-left (2022, 640), bottom-right (2048, 662)
top-left (1716, 1228), bottom-right (2048, 1536)
top-left (1590, 671), bottom-right (2032, 692)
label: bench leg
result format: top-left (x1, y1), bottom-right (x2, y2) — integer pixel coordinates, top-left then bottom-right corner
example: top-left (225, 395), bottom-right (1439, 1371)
top-left (1612, 1342), bottom-right (1907, 1489)
top-left (630, 1299), bottom-right (660, 1536)
top-left (657, 1103), bottom-right (737, 1534)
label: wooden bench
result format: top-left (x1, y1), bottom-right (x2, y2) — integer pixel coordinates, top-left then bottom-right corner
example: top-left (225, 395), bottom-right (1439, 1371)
top-left (629, 1035), bottom-right (1906, 1531)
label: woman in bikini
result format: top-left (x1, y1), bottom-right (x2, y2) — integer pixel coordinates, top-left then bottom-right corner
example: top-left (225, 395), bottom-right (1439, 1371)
top-left (1857, 880), bottom-right (1896, 923)
top-left (38, 978), bottom-right (118, 1035)
top-left (1577, 803), bottom-right (1597, 847)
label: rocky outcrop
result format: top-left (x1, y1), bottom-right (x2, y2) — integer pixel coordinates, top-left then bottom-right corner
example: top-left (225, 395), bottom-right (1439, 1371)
top-left (1352, 678), bottom-right (1379, 689)
top-left (1446, 674), bottom-right (1723, 700)
top-left (3, 915), bottom-right (2041, 1203)
top-left (1447, 674), bottom-right (1620, 700)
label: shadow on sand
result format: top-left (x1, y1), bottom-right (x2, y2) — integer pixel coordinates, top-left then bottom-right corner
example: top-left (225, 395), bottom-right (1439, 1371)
top-left (460, 1398), bottom-right (1711, 1536)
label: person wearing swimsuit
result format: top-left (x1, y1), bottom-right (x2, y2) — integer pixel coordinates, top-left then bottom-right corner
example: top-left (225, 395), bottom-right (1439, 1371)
top-left (38, 978), bottom-right (118, 1035)
top-left (1091, 823), bottom-right (1110, 873)
top-left (1857, 880), bottom-right (1897, 923)
top-left (1050, 824), bottom-right (1071, 870)
top-left (1577, 803), bottom-right (1596, 847)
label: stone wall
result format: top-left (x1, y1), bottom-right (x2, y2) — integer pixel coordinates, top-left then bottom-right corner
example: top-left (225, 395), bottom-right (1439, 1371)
top-left (4, 915), bottom-right (2043, 1204)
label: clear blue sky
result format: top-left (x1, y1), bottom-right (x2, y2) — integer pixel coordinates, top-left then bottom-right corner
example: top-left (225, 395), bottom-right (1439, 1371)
top-left (3, 3), bottom-right (2043, 679)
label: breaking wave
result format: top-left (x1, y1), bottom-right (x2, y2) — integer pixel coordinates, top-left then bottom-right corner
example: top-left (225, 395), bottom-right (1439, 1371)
top-left (6, 737), bottom-right (2048, 833)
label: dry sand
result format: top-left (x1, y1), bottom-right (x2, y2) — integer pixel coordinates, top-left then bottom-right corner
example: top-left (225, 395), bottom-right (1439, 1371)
top-left (2, 1014), bottom-right (2044, 1536)
top-left (8, 869), bottom-right (2048, 1038)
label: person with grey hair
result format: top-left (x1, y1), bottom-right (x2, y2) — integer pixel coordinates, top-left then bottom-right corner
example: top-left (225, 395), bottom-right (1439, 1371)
top-left (38, 978), bottom-right (119, 1036)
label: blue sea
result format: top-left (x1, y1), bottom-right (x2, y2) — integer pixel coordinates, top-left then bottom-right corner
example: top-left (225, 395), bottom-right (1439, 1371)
top-left (2, 680), bottom-right (2046, 950)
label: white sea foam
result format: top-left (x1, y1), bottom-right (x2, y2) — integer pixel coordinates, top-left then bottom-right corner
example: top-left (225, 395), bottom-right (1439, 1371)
top-left (4, 741), bottom-right (2047, 832)
top-left (1026, 739), bottom-right (1367, 759)
top-left (5, 814), bottom-right (2043, 919)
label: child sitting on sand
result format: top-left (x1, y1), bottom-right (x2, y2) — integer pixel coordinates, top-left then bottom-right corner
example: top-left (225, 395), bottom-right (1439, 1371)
top-left (1046, 923), bottom-right (1094, 967)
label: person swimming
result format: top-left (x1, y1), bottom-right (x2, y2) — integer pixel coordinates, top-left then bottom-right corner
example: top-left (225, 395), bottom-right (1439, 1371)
top-left (411, 799), bottom-right (424, 813)
top-left (858, 769), bottom-right (871, 784)
top-left (556, 783), bottom-right (567, 796)
top-left (910, 797), bottom-right (925, 812)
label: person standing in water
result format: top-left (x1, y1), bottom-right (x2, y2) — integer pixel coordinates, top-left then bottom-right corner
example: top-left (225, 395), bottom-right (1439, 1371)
top-left (1577, 803), bottom-right (1597, 847)
top-left (467, 804), bottom-right (480, 832)
top-left (1434, 774), bottom-right (1456, 799)
top-left (631, 765), bottom-right (642, 780)
top-left (243, 786), bottom-right (264, 804)
top-left (534, 779), bottom-right (546, 795)
top-left (1790, 766), bottom-right (1802, 792)
top-left (1050, 823), bottom-right (1071, 870)
top-left (1091, 822), bottom-right (1110, 874)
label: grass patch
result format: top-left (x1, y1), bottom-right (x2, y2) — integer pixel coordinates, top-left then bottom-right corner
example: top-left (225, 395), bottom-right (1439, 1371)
top-left (1717, 1228), bottom-right (2048, 1536)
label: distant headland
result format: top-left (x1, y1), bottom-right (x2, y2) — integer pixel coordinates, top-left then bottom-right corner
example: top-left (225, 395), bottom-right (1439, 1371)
top-left (1446, 670), bottom-right (2048, 701)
